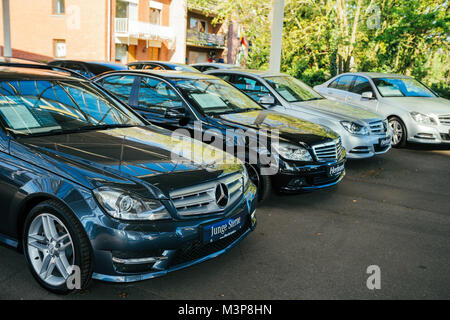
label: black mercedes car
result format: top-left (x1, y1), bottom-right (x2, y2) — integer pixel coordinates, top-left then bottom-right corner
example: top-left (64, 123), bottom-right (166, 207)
top-left (94, 70), bottom-right (346, 202)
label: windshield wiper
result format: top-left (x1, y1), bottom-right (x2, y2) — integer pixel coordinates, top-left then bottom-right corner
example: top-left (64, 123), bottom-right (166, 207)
top-left (212, 108), bottom-right (260, 115)
top-left (77, 123), bottom-right (136, 131)
top-left (305, 97), bottom-right (324, 101)
top-left (19, 124), bottom-right (137, 138)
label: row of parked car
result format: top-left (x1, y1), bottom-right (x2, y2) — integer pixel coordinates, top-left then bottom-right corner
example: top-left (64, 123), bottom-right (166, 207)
top-left (0, 57), bottom-right (448, 293)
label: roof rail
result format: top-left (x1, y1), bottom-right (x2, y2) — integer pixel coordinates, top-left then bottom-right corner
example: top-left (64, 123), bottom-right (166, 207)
top-left (0, 63), bottom-right (88, 80)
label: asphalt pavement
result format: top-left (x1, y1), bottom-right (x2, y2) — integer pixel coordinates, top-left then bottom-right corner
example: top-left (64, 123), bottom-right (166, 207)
top-left (1, 144), bottom-right (449, 299)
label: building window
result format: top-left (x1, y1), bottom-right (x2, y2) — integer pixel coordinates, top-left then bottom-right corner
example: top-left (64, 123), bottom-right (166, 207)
top-left (53, 40), bottom-right (66, 58)
top-left (149, 8), bottom-right (161, 25)
top-left (189, 18), bottom-right (207, 33)
top-left (116, 0), bottom-right (128, 19)
top-left (115, 44), bottom-right (128, 64)
top-left (53, 0), bottom-right (65, 15)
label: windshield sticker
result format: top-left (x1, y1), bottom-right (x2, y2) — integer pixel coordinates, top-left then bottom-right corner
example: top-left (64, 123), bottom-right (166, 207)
top-left (191, 93), bottom-right (227, 108)
top-left (277, 88), bottom-right (297, 101)
top-left (377, 86), bottom-right (403, 97)
top-left (0, 104), bottom-right (40, 130)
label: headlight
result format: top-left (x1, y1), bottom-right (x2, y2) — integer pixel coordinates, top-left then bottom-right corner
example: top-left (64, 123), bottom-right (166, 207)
top-left (273, 142), bottom-right (313, 161)
top-left (340, 121), bottom-right (369, 135)
top-left (410, 112), bottom-right (437, 125)
top-left (93, 187), bottom-right (171, 221)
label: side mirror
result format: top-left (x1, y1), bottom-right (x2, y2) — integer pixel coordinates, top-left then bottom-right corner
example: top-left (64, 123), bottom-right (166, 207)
top-left (259, 95), bottom-right (276, 106)
top-left (164, 106), bottom-right (187, 119)
top-left (361, 91), bottom-right (375, 100)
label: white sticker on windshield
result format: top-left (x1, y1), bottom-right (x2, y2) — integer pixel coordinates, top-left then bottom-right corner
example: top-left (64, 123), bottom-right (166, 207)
top-left (0, 104), bottom-right (40, 130)
top-left (191, 93), bottom-right (227, 108)
top-left (378, 86), bottom-right (403, 97)
top-left (278, 88), bottom-right (297, 101)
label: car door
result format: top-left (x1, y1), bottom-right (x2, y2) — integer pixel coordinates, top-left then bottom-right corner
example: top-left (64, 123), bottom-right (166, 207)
top-left (128, 76), bottom-right (187, 127)
top-left (346, 76), bottom-right (378, 112)
top-left (323, 75), bottom-right (355, 103)
top-left (96, 74), bottom-right (139, 105)
top-left (0, 102), bottom-right (27, 239)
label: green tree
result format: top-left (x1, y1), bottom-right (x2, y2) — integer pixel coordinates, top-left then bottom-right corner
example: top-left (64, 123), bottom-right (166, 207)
top-left (189, 0), bottom-right (449, 96)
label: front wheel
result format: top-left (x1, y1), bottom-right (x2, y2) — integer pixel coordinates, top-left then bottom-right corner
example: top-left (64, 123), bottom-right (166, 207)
top-left (246, 164), bottom-right (271, 203)
top-left (389, 116), bottom-right (407, 148)
top-left (23, 200), bottom-right (93, 294)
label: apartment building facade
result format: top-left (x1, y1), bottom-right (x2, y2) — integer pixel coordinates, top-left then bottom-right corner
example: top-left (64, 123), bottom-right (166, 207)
top-left (0, 0), bottom-right (186, 63)
top-left (186, 6), bottom-right (227, 64)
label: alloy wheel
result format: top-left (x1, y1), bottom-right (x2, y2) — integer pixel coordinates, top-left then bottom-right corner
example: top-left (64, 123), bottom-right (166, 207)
top-left (27, 213), bottom-right (75, 287)
top-left (389, 119), bottom-right (404, 146)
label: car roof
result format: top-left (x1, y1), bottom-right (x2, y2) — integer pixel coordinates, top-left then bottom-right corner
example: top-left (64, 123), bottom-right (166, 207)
top-left (338, 72), bottom-right (411, 79)
top-left (50, 60), bottom-right (127, 69)
top-left (0, 66), bottom-right (82, 81)
top-left (128, 61), bottom-right (185, 66)
top-left (85, 61), bottom-right (128, 69)
top-left (206, 68), bottom-right (287, 78)
top-left (190, 63), bottom-right (237, 68)
top-left (96, 69), bottom-right (219, 80)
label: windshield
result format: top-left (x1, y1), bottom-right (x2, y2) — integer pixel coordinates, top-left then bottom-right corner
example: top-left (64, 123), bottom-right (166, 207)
top-left (0, 79), bottom-right (142, 137)
top-left (265, 76), bottom-right (323, 102)
top-left (173, 78), bottom-right (263, 115)
top-left (373, 77), bottom-right (436, 97)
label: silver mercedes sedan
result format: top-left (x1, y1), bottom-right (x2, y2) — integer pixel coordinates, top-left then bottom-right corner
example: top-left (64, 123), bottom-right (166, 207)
top-left (314, 72), bottom-right (450, 147)
top-left (206, 69), bottom-right (392, 159)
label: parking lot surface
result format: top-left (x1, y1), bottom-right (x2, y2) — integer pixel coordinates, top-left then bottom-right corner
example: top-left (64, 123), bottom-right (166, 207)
top-left (1, 144), bottom-right (449, 300)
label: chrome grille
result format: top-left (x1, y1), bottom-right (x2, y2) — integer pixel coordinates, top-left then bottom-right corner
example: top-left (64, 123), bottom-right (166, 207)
top-left (312, 138), bottom-right (343, 161)
top-left (369, 120), bottom-right (386, 135)
top-left (439, 115), bottom-right (450, 126)
top-left (170, 172), bottom-right (243, 216)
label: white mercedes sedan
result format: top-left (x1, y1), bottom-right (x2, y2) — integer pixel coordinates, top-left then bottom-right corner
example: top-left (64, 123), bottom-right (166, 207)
top-left (314, 73), bottom-right (450, 147)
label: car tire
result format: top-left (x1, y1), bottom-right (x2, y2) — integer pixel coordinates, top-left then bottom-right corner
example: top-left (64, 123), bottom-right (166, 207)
top-left (389, 116), bottom-right (407, 148)
top-left (246, 164), bottom-right (271, 203)
top-left (22, 200), bottom-right (93, 294)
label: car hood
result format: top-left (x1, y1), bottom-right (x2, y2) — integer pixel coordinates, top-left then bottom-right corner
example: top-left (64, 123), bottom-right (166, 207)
top-left (13, 126), bottom-right (241, 197)
top-left (291, 99), bottom-right (383, 122)
top-left (215, 110), bottom-right (338, 147)
top-left (382, 97), bottom-right (450, 114)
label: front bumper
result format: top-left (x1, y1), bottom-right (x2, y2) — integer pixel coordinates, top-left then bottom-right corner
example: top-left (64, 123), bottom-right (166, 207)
top-left (85, 185), bottom-right (257, 283)
top-left (407, 122), bottom-right (450, 144)
top-left (342, 132), bottom-right (392, 159)
top-left (272, 159), bottom-right (346, 192)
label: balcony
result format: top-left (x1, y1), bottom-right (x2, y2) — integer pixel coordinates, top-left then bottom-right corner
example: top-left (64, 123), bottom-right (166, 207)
top-left (115, 18), bottom-right (174, 42)
top-left (186, 29), bottom-right (226, 49)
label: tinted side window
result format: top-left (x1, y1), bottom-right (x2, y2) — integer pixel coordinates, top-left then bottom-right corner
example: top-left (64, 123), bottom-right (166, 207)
top-left (329, 75), bottom-right (355, 91)
top-left (203, 66), bottom-right (217, 72)
top-left (99, 75), bottom-right (136, 103)
top-left (129, 64), bottom-right (142, 70)
top-left (142, 63), bottom-right (163, 70)
top-left (88, 64), bottom-right (112, 76)
top-left (231, 76), bottom-right (271, 101)
top-left (137, 77), bottom-right (183, 114)
top-left (213, 73), bottom-right (233, 82)
top-left (350, 76), bottom-right (373, 95)
top-left (63, 63), bottom-right (88, 77)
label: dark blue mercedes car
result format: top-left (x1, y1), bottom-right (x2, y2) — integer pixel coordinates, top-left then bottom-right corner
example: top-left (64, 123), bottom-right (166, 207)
top-left (0, 66), bottom-right (257, 293)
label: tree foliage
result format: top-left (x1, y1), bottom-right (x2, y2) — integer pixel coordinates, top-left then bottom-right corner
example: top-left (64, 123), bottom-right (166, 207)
top-left (189, 0), bottom-right (449, 97)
